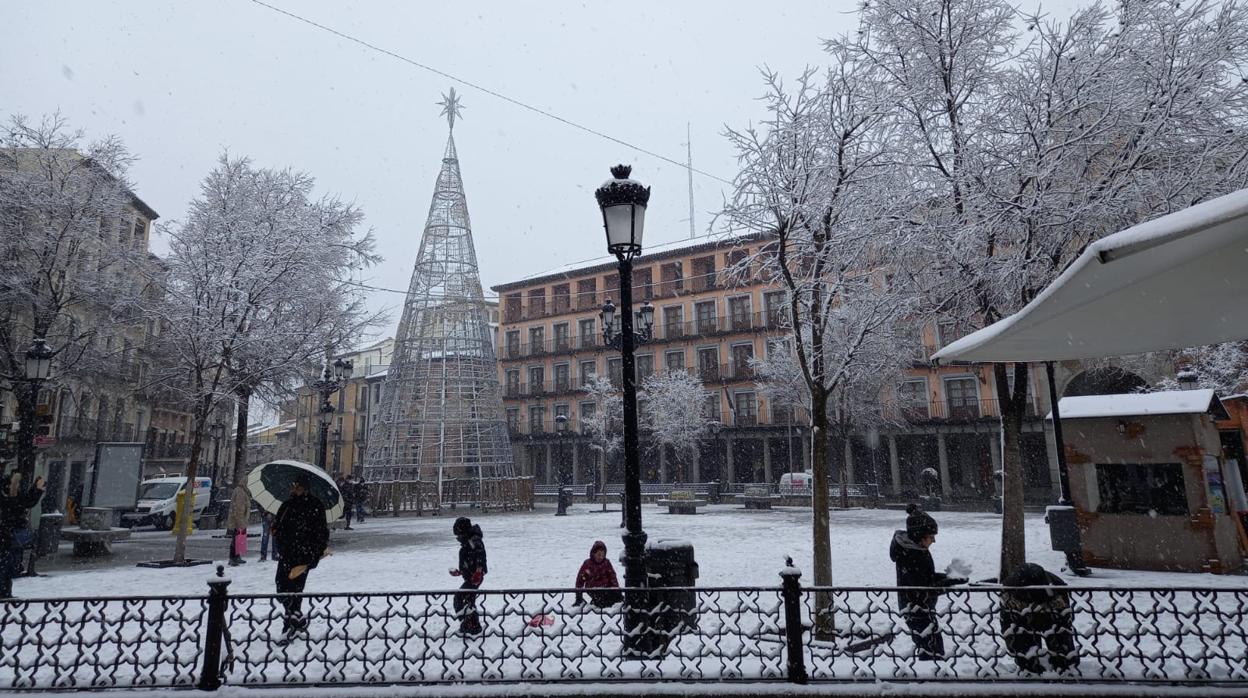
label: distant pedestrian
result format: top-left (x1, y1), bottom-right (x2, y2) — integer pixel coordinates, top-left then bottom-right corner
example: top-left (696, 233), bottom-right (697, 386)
top-left (272, 475), bottom-right (329, 641)
top-left (225, 484), bottom-right (251, 567)
top-left (449, 516), bottom-right (487, 635)
top-left (258, 509), bottom-right (278, 562)
top-left (1000, 563), bottom-right (1080, 673)
top-left (0, 473), bottom-right (45, 600)
top-left (889, 504), bottom-right (967, 661)
top-left (352, 475), bottom-right (368, 523)
top-left (573, 540), bottom-right (621, 608)
top-left (336, 476), bottom-right (355, 531)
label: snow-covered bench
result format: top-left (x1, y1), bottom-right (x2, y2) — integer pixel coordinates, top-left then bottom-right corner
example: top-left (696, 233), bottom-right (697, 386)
top-left (657, 489), bottom-right (707, 515)
top-left (61, 528), bottom-right (131, 557)
top-left (740, 485), bottom-right (781, 510)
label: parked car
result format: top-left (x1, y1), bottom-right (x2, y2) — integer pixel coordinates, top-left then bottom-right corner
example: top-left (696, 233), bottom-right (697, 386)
top-left (121, 476), bottom-right (212, 529)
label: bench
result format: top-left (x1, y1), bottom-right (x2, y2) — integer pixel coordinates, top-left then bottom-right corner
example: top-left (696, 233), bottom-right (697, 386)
top-left (60, 528), bottom-right (131, 557)
top-left (741, 485), bottom-right (781, 510)
top-left (656, 489), bottom-right (707, 515)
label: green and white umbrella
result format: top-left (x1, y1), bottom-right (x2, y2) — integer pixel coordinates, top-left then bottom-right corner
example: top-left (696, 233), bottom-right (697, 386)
top-left (246, 460), bottom-right (343, 523)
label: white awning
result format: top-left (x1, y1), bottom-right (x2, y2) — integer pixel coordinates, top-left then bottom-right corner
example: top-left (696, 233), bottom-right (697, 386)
top-left (933, 188), bottom-right (1248, 363)
top-left (1045, 389), bottom-right (1227, 420)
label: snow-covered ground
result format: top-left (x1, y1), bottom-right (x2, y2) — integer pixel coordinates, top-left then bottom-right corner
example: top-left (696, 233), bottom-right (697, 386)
top-left (19, 505), bottom-right (1248, 599)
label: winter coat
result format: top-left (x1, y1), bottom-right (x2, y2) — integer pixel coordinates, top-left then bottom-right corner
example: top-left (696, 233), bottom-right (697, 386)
top-left (575, 540), bottom-right (619, 590)
top-left (457, 524), bottom-right (487, 580)
top-left (226, 485), bottom-right (251, 531)
top-left (0, 476), bottom-right (43, 550)
top-left (999, 563), bottom-right (1079, 671)
top-left (336, 479), bottom-right (355, 507)
top-left (272, 492), bottom-right (329, 568)
top-left (352, 479), bottom-right (368, 506)
top-left (890, 530), bottom-right (954, 612)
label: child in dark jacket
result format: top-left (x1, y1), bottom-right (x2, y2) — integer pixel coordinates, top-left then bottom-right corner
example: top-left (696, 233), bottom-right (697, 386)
top-left (1000, 563), bottom-right (1079, 673)
top-left (574, 540), bottom-right (622, 608)
top-left (890, 504), bottom-right (968, 660)
top-left (449, 517), bottom-right (487, 635)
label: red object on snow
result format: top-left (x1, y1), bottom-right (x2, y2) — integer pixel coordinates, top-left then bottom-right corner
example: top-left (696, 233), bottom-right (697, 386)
top-left (527, 614), bottom-right (556, 628)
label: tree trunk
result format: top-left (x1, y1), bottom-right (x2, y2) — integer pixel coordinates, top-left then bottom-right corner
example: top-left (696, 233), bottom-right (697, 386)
top-left (173, 401), bottom-right (210, 564)
top-left (994, 362), bottom-right (1029, 580)
top-left (231, 387), bottom-right (251, 485)
top-left (809, 388), bottom-right (834, 638)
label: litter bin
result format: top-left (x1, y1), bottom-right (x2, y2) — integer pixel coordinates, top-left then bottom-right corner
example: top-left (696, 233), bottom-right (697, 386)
top-left (1046, 505), bottom-right (1079, 553)
top-left (556, 487), bottom-right (573, 516)
top-left (706, 481), bottom-right (721, 505)
top-left (585, 484), bottom-right (595, 503)
top-left (36, 513), bottom-right (64, 556)
top-left (646, 539), bottom-right (700, 641)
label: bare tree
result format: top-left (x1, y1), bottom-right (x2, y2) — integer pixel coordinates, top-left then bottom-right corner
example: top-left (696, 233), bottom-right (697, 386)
top-left (147, 154), bottom-right (379, 563)
top-left (641, 368), bottom-right (716, 483)
top-left (581, 375), bottom-right (623, 507)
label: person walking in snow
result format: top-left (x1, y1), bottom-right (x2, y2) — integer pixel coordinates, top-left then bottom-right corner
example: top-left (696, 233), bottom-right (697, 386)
top-left (272, 475), bottom-right (329, 641)
top-left (225, 483), bottom-right (251, 566)
top-left (335, 475), bottom-right (355, 530)
top-left (352, 475), bottom-right (368, 524)
top-left (999, 563), bottom-right (1080, 673)
top-left (0, 473), bottom-right (44, 599)
top-left (890, 504), bottom-right (967, 660)
top-left (449, 516), bottom-right (487, 635)
top-left (573, 540), bottom-right (621, 608)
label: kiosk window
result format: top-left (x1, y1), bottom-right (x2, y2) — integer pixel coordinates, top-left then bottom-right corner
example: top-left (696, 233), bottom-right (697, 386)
top-left (1095, 462), bottom-right (1187, 516)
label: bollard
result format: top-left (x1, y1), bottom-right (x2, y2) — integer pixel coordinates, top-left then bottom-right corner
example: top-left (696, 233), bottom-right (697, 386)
top-left (779, 556), bottom-right (809, 684)
top-left (198, 564), bottom-right (232, 690)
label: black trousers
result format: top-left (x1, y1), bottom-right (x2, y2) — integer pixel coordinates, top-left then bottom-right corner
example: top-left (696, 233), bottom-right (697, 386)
top-left (904, 608), bottom-right (946, 659)
top-left (454, 580), bottom-right (482, 632)
top-left (276, 561), bottom-right (310, 632)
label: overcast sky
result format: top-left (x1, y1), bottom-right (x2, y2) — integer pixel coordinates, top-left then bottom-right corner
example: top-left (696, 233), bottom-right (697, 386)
top-left (3, 1), bottom-right (1075, 344)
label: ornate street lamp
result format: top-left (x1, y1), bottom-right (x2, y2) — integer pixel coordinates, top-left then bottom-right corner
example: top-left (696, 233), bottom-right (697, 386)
top-left (312, 357), bottom-right (353, 470)
top-left (595, 164), bottom-right (655, 656)
top-left (209, 420), bottom-right (225, 488)
top-left (17, 338), bottom-right (55, 481)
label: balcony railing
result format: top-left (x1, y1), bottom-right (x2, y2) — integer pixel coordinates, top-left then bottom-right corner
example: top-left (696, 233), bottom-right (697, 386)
top-left (145, 441), bottom-right (193, 459)
top-left (59, 417), bottom-right (137, 443)
top-left (887, 397), bottom-right (1042, 422)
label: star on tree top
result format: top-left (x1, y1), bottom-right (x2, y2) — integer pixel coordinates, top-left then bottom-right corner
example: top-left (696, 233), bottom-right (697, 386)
top-left (438, 88), bottom-right (464, 131)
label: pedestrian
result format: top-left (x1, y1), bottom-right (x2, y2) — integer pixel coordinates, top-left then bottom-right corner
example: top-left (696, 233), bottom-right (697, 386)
top-left (225, 483), bottom-right (251, 567)
top-left (573, 540), bottom-right (621, 608)
top-left (0, 473), bottom-right (45, 600)
top-left (889, 504), bottom-right (967, 661)
top-left (352, 475), bottom-right (368, 524)
top-left (1000, 563), bottom-right (1080, 674)
top-left (336, 476), bottom-right (355, 531)
top-left (272, 475), bottom-right (329, 642)
top-left (448, 516), bottom-right (487, 635)
top-left (258, 509), bottom-right (278, 562)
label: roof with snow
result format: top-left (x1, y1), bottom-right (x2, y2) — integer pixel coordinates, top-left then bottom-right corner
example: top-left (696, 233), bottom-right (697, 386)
top-left (1048, 389), bottom-right (1228, 421)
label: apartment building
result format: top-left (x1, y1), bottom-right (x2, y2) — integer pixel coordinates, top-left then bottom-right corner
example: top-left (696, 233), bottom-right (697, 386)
top-left (492, 234), bottom-right (1061, 505)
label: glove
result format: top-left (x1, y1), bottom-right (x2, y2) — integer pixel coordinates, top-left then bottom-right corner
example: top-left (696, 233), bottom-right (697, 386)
top-left (449, 568), bottom-right (461, 577)
top-left (470, 569), bottom-right (484, 586)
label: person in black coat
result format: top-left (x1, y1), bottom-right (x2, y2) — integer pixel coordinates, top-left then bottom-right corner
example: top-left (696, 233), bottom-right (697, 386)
top-left (1000, 563), bottom-right (1079, 673)
top-left (271, 475), bottom-right (329, 638)
top-left (449, 516), bottom-right (487, 635)
top-left (0, 473), bottom-right (44, 599)
top-left (890, 504), bottom-right (966, 660)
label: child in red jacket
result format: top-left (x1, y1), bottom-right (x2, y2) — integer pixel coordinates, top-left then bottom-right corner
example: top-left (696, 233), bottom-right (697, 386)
top-left (574, 540), bottom-right (622, 608)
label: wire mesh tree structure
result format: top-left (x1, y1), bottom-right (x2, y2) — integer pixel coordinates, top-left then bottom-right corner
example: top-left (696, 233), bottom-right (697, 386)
top-left (364, 89), bottom-right (515, 503)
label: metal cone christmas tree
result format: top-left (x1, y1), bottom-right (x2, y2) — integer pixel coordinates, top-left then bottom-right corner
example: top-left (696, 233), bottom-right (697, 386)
top-left (364, 89), bottom-right (515, 504)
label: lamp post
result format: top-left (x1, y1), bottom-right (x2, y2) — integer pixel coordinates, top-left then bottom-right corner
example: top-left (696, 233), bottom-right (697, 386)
top-left (17, 338), bottom-right (54, 482)
top-left (209, 420), bottom-right (225, 487)
top-left (595, 164), bottom-right (655, 656)
top-left (312, 358), bottom-right (353, 471)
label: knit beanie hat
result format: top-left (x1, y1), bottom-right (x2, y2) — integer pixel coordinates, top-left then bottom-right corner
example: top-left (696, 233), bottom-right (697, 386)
top-left (905, 503), bottom-right (938, 540)
top-left (453, 516), bottom-right (473, 537)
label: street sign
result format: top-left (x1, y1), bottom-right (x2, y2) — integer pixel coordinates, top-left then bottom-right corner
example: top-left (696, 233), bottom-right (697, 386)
top-left (34, 436), bottom-right (56, 448)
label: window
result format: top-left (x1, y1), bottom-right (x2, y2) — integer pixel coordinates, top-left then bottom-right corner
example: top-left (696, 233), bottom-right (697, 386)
top-left (703, 395), bottom-right (721, 422)
top-left (577, 278), bottom-right (597, 310)
top-left (771, 401), bottom-right (796, 425)
top-left (764, 291), bottom-right (786, 327)
top-left (529, 405), bottom-right (546, 433)
top-left (665, 349), bottom-right (685, 371)
top-left (636, 354), bottom-right (654, 382)
top-left (554, 363), bottom-right (570, 392)
top-left (724, 248), bottom-right (748, 269)
top-left (527, 288), bottom-right (547, 318)
top-left (691, 256), bottom-right (716, 291)
top-left (579, 318), bottom-right (597, 348)
top-left (528, 366), bottom-right (546, 394)
top-left (944, 377), bottom-right (979, 419)
top-left (132, 217), bottom-right (147, 247)
top-left (604, 272), bottom-right (619, 299)
top-left (554, 403), bottom-right (570, 432)
top-left (580, 360), bottom-right (597, 386)
top-left (608, 358), bottom-right (623, 387)
top-left (766, 337), bottom-right (792, 359)
top-left (553, 323), bottom-right (570, 351)
top-left (937, 319), bottom-right (961, 348)
top-left (633, 267), bottom-right (654, 300)
top-left (660, 262), bottom-right (684, 296)
top-left (506, 408), bottom-right (521, 432)
top-left (662, 305), bottom-right (684, 339)
top-left (695, 301), bottom-right (717, 334)
top-left (730, 343), bottom-right (754, 379)
top-left (734, 392), bottom-right (757, 426)
top-left (504, 294), bottom-right (522, 323)
top-left (505, 330), bottom-right (521, 359)
top-left (1095, 463), bottom-right (1187, 515)
top-left (728, 296), bottom-right (752, 330)
top-left (898, 379), bottom-right (929, 419)
top-left (528, 326), bottom-right (545, 354)
top-left (553, 284), bottom-right (571, 314)
top-left (505, 370), bottom-right (522, 397)
top-left (697, 347), bottom-right (719, 381)
top-left (579, 402), bottom-right (596, 432)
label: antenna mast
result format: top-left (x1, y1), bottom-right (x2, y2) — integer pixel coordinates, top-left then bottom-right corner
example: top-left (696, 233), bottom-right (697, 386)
top-left (686, 122), bottom-right (695, 239)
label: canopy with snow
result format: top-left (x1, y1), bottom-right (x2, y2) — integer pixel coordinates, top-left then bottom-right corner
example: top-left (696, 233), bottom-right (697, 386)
top-left (1046, 389), bottom-right (1228, 421)
top-left (933, 189), bottom-right (1248, 363)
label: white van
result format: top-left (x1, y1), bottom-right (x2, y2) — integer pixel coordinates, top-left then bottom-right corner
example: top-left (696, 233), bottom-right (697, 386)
top-left (122, 476), bottom-right (212, 529)
top-left (778, 471), bottom-right (814, 496)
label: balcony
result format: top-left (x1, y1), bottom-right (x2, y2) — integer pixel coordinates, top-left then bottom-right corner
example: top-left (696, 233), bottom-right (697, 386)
top-left (886, 397), bottom-right (1042, 423)
top-left (146, 441), bottom-right (193, 459)
top-left (59, 417), bottom-right (137, 443)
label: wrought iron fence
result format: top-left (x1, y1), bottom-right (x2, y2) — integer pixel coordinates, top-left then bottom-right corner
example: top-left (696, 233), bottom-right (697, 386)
top-left (3, 572), bottom-right (1248, 690)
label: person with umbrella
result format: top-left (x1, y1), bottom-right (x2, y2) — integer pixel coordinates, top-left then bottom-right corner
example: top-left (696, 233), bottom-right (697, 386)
top-left (271, 474), bottom-right (329, 641)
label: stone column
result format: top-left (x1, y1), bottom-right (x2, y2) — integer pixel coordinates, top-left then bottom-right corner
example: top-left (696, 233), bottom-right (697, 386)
top-left (844, 439), bottom-right (856, 484)
top-left (545, 444), bottom-right (554, 485)
top-left (691, 447), bottom-right (701, 483)
top-left (763, 438), bottom-right (773, 484)
top-left (659, 445), bottom-right (669, 484)
top-left (725, 436), bottom-right (735, 484)
top-left (936, 432), bottom-right (952, 497)
top-left (888, 435), bottom-right (902, 495)
top-left (571, 442), bottom-right (580, 485)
